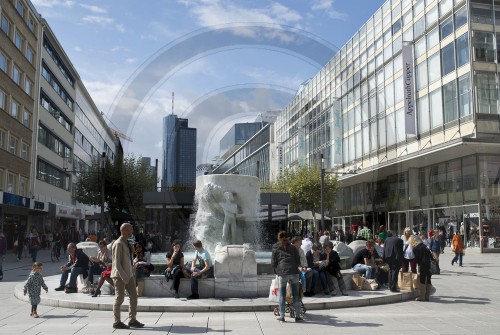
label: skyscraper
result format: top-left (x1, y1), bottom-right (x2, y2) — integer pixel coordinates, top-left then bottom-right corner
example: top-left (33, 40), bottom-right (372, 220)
top-left (162, 114), bottom-right (196, 189)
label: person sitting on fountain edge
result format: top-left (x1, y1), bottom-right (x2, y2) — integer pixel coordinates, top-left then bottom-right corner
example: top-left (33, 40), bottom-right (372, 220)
top-left (187, 240), bottom-right (213, 300)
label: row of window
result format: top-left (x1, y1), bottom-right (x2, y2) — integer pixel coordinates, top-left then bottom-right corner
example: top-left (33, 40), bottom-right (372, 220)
top-left (36, 159), bottom-right (70, 191)
top-left (40, 91), bottom-right (73, 133)
top-left (14, 0), bottom-right (36, 33)
top-left (41, 62), bottom-right (74, 110)
top-left (74, 128), bottom-right (101, 160)
top-left (38, 123), bottom-right (72, 159)
top-left (75, 103), bottom-right (106, 149)
top-left (0, 88), bottom-right (32, 128)
top-left (0, 127), bottom-right (30, 160)
top-left (43, 35), bottom-right (75, 87)
top-left (1, 13), bottom-right (36, 65)
top-left (341, 72), bottom-right (471, 162)
top-left (0, 49), bottom-right (34, 97)
top-left (0, 168), bottom-right (29, 197)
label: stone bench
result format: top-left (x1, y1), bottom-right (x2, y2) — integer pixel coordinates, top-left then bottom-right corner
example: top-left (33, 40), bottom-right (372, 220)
top-left (142, 270), bottom-right (357, 298)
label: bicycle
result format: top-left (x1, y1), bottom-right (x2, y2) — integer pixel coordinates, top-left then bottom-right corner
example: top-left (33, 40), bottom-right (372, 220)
top-left (51, 241), bottom-right (61, 262)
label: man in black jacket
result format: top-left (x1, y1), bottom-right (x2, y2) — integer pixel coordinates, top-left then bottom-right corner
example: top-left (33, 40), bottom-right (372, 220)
top-left (382, 235), bottom-right (404, 292)
top-left (271, 231), bottom-right (302, 322)
top-left (54, 243), bottom-right (89, 293)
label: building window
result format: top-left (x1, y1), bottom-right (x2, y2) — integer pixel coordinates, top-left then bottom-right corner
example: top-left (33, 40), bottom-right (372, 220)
top-left (37, 159), bottom-right (70, 191)
top-left (428, 52), bottom-right (441, 84)
top-left (0, 128), bottom-right (5, 150)
top-left (414, 16), bottom-right (425, 38)
top-left (455, 6), bottom-right (468, 29)
top-left (41, 63), bottom-right (74, 109)
top-left (456, 32), bottom-right (469, 67)
top-left (471, 2), bottom-right (493, 24)
top-left (9, 135), bottom-right (18, 155)
top-left (476, 72), bottom-right (498, 114)
top-left (443, 79), bottom-right (458, 123)
top-left (0, 89), bottom-right (5, 110)
top-left (38, 123), bottom-right (72, 158)
top-left (441, 42), bottom-right (456, 76)
top-left (427, 27), bottom-right (439, 50)
top-left (27, 45), bottom-right (34, 64)
top-left (11, 100), bottom-right (19, 120)
top-left (429, 88), bottom-right (443, 129)
top-left (1, 15), bottom-right (10, 36)
top-left (28, 16), bottom-right (35, 32)
top-left (440, 16), bottom-right (453, 41)
top-left (416, 60), bottom-right (428, 90)
top-left (13, 65), bottom-right (21, 85)
top-left (473, 31), bottom-right (495, 62)
top-left (0, 169), bottom-right (4, 189)
top-left (16, 1), bottom-right (25, 18)
top-left (439, 0), bottom-right (453, 16)
top-left (418, 94), bottom-right (430, 133)
top-left (14, 31), bottom-right (24, 51)
top-left (0, 51), bottom-right (7, 72)
top-left (40, 91), bottom-right (72, 132)
top-left (24, 78), bottom-right (32, 96)
top-left (21, 142), bottom-right (29, 160)
top-left (22, 110), bottom-right (31, 128)
top-left (7, 173), bottom-right (17, 193)
top-left (458, 73), bottom-right (471, 117)
top-left (19, 177), bottom-right (28, 197)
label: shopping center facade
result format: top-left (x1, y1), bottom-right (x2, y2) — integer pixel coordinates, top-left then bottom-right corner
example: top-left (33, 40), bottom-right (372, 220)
top-left (275, 0), bottom-right (500, 251)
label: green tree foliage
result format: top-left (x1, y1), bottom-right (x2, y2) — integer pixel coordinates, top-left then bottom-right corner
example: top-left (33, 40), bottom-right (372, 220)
top-left (269, 164), bottom-right (338, 217)
top-left (75, 153), bottom-right (157, 221)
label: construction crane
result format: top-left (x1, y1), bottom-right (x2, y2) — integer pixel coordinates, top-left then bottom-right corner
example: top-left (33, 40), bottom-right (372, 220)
top-left (110, 128), bottom-right (133, 142)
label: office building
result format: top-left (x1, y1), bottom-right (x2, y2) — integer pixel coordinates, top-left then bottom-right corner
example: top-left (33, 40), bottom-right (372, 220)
top-left (162, 114), bottom-right (196, 189)
top-left (219, 122), bottom-right (264, 159)
top-left (275, 0), bottom-right (500, 251)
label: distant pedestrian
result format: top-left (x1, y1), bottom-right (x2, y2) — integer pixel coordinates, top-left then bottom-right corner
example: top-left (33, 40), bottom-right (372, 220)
top-left (28, 228), bottom-right (40, 262)
top-left (23, 262), bottom-right (48, 318)
top-left (383, 235), bottom-right (404, 292)
top-left (451, 231), bottom-right (464, 267)
top-left (16, 227), bottom-right (25, 261)
top-left (0, 231), bottom-right (6, 280)
top-left (111, 223), bottom-right (144, 329)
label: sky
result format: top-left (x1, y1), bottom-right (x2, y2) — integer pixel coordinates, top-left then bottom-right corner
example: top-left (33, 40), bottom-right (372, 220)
top-left (30, 0), bottom-right (385, 172)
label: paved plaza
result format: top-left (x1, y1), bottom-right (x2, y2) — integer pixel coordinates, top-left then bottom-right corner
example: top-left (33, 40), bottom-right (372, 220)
top-left (0, 247), bottom-right (499, 334)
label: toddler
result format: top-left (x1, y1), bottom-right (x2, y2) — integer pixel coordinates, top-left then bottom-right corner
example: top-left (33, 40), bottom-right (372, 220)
top-left (23, 262), bottom-right (48, 318)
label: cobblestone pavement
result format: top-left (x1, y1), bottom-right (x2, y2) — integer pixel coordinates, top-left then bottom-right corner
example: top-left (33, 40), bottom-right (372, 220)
top-left (1, 247), bottom-right (499, 334)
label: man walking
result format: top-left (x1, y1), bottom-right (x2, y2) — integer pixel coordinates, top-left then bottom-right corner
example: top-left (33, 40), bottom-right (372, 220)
top-left (111, 222), bottom-right (144, 329)
top-left (383, 234), bottom-right (404, 292)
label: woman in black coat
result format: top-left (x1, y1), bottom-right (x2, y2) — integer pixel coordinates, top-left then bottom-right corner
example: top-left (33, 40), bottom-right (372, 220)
top-left (410, 235), bottom-right (433, 302)
top-left (324, 241), bottom-right (348, 296)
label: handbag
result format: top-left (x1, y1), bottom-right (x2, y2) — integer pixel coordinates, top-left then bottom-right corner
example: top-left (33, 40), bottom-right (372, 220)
top-left (285, 280), bottom-right (303, 303)
top-left (362, 278), bottom-right (379, 291)
top-left (268, 275), bottom-right (279, 302)
top-left (352, 273), bottom-right (364, 291)
top-left (398, 272), bottom-right (414, 291)
top-left (430, 259), bottom-right (440, 275)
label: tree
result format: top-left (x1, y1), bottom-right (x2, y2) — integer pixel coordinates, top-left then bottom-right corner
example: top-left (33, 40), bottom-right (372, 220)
top-left (75, 153), bottom-right (157, 222)
top-left (269, 164), bottom-right (339, 230)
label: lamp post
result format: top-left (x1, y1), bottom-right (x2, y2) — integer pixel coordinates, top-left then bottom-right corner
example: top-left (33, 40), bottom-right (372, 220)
top-left (320, 153), bottom-right (325, 232)
top-left (99, 152), bottom-right (106, 237)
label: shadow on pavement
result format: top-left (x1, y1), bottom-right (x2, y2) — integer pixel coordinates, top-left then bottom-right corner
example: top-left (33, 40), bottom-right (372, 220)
top-left (430, 295), bottom-right (490, 305)
top-left (41, 314), bottom-right (89, 319)
top-left (302, 314), bottom-right (381, 328)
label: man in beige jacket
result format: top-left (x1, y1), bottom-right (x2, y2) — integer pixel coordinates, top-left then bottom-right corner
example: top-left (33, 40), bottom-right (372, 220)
top-left (111, 223), bottom-right (144, 329)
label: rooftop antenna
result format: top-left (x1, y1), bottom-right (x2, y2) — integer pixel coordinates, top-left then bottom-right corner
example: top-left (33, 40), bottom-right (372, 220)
top-left (171, 92), bottom-right (174, 115)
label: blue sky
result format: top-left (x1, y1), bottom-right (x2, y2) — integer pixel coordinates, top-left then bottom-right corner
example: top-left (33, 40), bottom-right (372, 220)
top-left (31, 0), bottom-right (384, 167)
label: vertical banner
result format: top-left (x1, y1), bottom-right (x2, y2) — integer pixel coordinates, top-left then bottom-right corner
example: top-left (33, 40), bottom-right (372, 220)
top-left (331, 99), bottom-right (342, 165)
top-left (402, 44), bottom-right (416, 135)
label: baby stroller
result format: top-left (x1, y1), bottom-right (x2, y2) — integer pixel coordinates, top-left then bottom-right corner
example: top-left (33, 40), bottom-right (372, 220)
top-left (273, 281), bottom-right (307, 318)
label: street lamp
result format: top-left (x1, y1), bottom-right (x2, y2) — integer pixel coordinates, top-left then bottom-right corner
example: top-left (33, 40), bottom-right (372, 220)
top-left (99, 152), bottom-right (106, 236)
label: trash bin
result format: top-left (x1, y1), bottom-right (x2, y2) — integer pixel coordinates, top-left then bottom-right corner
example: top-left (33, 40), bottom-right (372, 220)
top-left (76, 241), bottom-right (99, 258)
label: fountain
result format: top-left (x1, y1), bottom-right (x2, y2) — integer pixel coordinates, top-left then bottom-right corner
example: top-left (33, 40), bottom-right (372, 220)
top-left (145, 174), bottom-right (272, 298)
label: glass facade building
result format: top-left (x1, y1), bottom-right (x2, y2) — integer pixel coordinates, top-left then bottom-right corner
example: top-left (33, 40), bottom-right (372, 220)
top-left (219, 122), bottom-right (264, 158)
top-left (162, 114), bottom-right (196, 188)
top-left (275, 0), bottom-right (500, 251)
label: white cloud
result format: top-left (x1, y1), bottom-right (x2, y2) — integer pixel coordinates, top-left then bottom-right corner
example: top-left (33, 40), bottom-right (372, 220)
top-left (82, 15), bottom-right (114, 25)
top-left (74, 46), bottom-right (81, 52)
top-left (31, 0), bottom-right (74, 8)
top-left (182, 0), bottom-right (302, 28)
top-left (310, 0), bottom-right (347, 20)
top-left (125, 58), bottom-right (137, 64)
top-left (80, 4), bottom-right (106, 14)
top-left (115, 24), bottom-right (126, 33)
